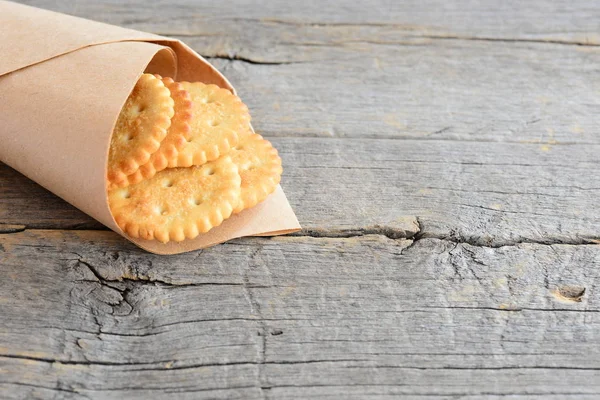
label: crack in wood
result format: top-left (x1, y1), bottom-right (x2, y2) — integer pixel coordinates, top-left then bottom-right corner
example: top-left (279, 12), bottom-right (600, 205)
top-left (3, 221), bottom-right (598, 249)
top-left (411, 219), bottom-right (600, 248)
top-left (61, 384), bottom-right (260, 394)
top-left (7, 353), bottom-right (599, 371)
top-left (2, 381), bottom-right (91, 399)
top-left (296, 226), bottom-right (418, 240)
top-left (238, 260), bottom-right (269, 400)
top-left (245, 385), bottom-right (599, 397)
top-left (159, 17), bottom-right (600, 48)
top-left (447, 242), bottom-right (465, 281)
top-left (160, 385), bottom-right (260, 394)
top-left (74, 255), bottom-right (268, 288)
top-left (205, 53), bottom-right (301, 65)
top-left (422, 305), bottom-right (600, 313)
top-left (261, 130), bottom-right (600, 145)
top-left (0, 224), bottom-right (26, 234)
top-left (420, 34), bottom-right (600, 47)
top-left (1, 353), bottom-right (145, 367)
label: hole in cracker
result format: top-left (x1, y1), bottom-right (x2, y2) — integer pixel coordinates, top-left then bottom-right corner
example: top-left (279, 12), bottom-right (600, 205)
top-left (123, 191), bottom-right (131, 199)
top-left (132, 105), bottom-right (145, 116)
top-left (208, 120), bottom-right (220, 127)
top-left (204, 167), bottom-right (215, 176)
top-left (193, 198), bottom-right (203, 206)
top-left (164, 180), bottom-right (174, 188)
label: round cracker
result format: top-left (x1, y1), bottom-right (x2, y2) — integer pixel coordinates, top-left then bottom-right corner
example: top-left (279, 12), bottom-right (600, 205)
top-left (121, 77), bottom-right (192, 187)
top-left (107, 74), bottom-right (174, 186)
top-left (230, 130), bottom-right (282, 213)
top-left (109, 156), bottom-right (241, 243)
top-left (172, 82), bottom-right (250, 168)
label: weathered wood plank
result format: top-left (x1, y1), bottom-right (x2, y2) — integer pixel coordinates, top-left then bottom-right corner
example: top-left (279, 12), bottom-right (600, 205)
top-left (16, 1), bottom-right (600, 144)
top-left (3, 137), bottom-right (599, 244)
top-left (3, 1), bottom-right (600, 398)
top-left (1, 361), bottom-right (263, 400)
top-left (0, 163), bottom-right (104, 230)
top-left (20, 0), bottom-right (600, 45)
top-left (276, 138), bottom-right (600, 245)
top-left (1, 230), bottom-right (599, 398)
top-left (206, 41), bottom-right (600, 145)
top-left (3, 2), bottom-right (599, 242)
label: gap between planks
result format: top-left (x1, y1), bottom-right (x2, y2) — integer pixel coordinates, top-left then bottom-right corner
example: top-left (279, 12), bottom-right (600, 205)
top-left (2, 216), bottom-right (599, 248)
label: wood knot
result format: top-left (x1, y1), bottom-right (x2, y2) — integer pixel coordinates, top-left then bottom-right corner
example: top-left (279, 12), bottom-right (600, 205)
top-left (553, 286), bottom-right (586, 303)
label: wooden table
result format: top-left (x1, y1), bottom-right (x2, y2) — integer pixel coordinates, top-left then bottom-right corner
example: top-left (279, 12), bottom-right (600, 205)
top-left (2, 1), bottom-right (600, 398)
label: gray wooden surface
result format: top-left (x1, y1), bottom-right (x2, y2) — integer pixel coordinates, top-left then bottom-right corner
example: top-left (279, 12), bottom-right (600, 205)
top-left (1, 1), bottom-right (600, 399)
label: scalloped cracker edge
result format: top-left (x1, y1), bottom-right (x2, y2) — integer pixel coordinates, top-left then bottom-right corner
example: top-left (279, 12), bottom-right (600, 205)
top-left (230, 129), bottom-right (282, 213)
top-left (107, 74), bottom-right (174, 186)
top-left (121, 76), bottom-right (192, 187)
top-left (108, 156), bottom-right (241, 243)
top-left (172, 82), bottom-right (250, 168)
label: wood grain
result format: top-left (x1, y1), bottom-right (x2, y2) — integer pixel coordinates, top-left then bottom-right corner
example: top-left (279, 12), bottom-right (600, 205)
top-left (2, 1), bottom-right (600, 398)
top-left (18, 0), bottom-right (600, 144)
top-left (19, 0), bottom-right (600, 45)
top-left (3, 136), bottom-right (599, 245)
top-left (2, 230), bottom-right (600, 399)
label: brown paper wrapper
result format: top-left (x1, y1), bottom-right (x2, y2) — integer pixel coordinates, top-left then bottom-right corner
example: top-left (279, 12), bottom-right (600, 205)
top-left (0, 1), bottom-right (300, 254)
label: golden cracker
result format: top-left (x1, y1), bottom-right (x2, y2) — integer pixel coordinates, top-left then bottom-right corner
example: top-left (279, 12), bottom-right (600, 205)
top-left (230, 130), bottom-right (282, 213)
top-left (107, 74), bottom-right (174, 186)
top-left (172, 82), bottom-right (250, 167)
top-left (123, 76), bottom-right (192, 186)
top-left (109, 156), bottom-right (241, 243)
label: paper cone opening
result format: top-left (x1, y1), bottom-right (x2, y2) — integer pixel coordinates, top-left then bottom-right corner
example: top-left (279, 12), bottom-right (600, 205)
top-left (0, 41), bottom-right (176, 232)
top-left (0, 2), bottom-right (301, 254)
top-left (101, 44), bottom-right (300, 254)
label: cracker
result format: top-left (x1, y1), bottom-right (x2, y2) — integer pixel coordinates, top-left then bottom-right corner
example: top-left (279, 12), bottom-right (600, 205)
top-left (172, 82), bottom-right (250, 167)
top-left (107, 74), bottom-right (174, 186)
top-left (122, 76), bottom-right (192, 187)
top-left (108, 156), bottom-right (241, 243)
top-left (230, 129), bottom-right (282, 213)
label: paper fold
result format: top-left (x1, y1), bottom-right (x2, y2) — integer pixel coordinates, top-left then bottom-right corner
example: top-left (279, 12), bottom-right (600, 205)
top-left (0, 1), bottom-right (300, 254)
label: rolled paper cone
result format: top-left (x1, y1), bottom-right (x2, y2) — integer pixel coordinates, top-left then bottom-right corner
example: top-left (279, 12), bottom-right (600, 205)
top-left (0, 1), bottom-right (300, 254)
